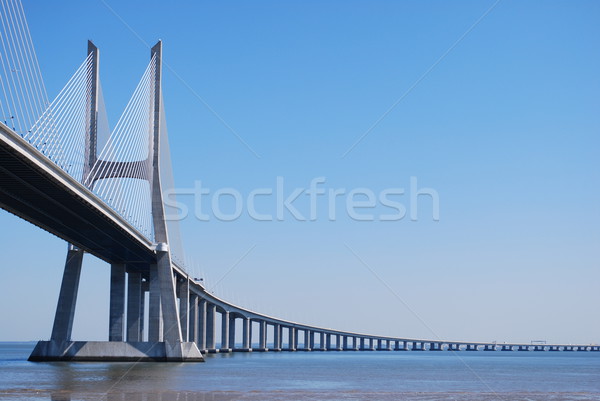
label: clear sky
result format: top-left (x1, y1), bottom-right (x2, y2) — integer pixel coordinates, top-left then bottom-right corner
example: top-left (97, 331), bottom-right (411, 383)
top-left (0, 0), bottom-right (598, 344)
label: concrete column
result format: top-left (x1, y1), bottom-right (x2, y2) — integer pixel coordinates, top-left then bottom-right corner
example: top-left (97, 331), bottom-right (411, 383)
top-left (177, 278), bottom-right (189, 342)
top-left (220, 311), bottom-right (230, 352)
top-left (155, 250), bottom-right (182, 344)
top-left (359, 337), bottom-right (366, 350)
top-left (206, 303), bottom-right (216, 351)
top-left (305, 330), bottom-right (311, 350)
top-left (288, 327), bottom-right (296, 351)
top-left (336, 334), bottom-right (342, 350)
top-left (140, 280), bottom-right (148, 340)
top-left (326, 333), bottom-right (332, 350)
top-left (259, 320), bottom-right (267, 350)
top-left (293, 328), bottom-right (299, 350)
top-left (109, 263), bottom-right (126, 342)
top-left (228, 314), bottom-right (236, 351)
top-left (50, 247), bottom-right (84, 342)
top-left (126, 270), bottom-right (142, 342)
top-left (242, 318), bottom-right (251, 350)
top-left (189, 294), bottom-right (198, 343)
top-left (320, 332), bottom-right (325, 350)
top-left (197, 299), bottom-right (206, 351)
top-left (273, 323), bottom-right (281, 350)
top-left (309, 330), bottom-right (315, 349)
top-left (248, 320), bottom-right (253, 348)
top-left (148, 263), bottom-right (162, 342)
top-left (369, 338), bottom-right (375, 350)
top-left (353, 337), bottom-right (359, 350)
top-left (342, 336), bottom-right (348, 350)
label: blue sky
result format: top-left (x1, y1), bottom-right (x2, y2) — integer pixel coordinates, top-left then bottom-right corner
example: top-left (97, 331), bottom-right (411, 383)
top-left (0, 0), bottom-right (598, 344)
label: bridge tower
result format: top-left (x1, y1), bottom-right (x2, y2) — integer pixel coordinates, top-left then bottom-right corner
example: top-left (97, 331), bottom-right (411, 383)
top-left (28, 41), bottom-right (203, 362)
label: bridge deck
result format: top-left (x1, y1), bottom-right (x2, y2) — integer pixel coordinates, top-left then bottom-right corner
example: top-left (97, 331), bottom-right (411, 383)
top-left (0, 123), bottom-right (154, 266)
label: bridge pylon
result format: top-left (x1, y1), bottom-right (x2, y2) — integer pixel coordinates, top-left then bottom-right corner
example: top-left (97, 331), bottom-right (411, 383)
top-left (28, 41), bottom-right (203, 362)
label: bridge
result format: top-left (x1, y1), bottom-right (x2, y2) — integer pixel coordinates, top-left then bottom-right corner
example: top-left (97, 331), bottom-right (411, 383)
top-left (0, 1), bottom-right (597, 362)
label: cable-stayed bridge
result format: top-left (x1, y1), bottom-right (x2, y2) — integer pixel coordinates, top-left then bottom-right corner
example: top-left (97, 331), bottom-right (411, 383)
top-left (0, 1), bottom-right (597, 361)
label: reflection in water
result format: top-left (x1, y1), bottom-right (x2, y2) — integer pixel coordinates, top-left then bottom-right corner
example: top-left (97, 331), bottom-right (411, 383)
top-left (50, 391), bottom-right (240, 401)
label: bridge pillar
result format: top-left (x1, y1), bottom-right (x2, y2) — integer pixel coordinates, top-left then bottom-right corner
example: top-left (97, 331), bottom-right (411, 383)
top-left (271, 323), bottom-right (279, 351)
top-left (325, 333), bottom-right (332, 350)
top-left (303, 330), bottom-right (311, 351)
top-left (258, 320), bottom-right (267, 351)
top-left (292, 327), bottom-right (298, 350)
top-left (108, 263), bottom-right (125, 341)
top-left (126, 269), bottom-right (143, 342)
top-left (242, 318), bottom-right (252, 351)
top-left (177, 278), bottom-right (189, 342)
top-left (248, 320), bottom-right (253, 348)
top-left (319, 332), bottom-right (325, 351)
top-left (228, 314), bottom-right (236, 351)
top-left (50, 246), bottom-right (84, 342)
top-left (148, 263), bottom-right (162, 342)
top-left (206, 303), bottom-right (216, 352)
top-left (308, 330), bottom-right (315, 350)
top-left (353, 336), bottom-right (359, 351)
top-left (189, 294), bottom-right (198, 344)
top-left (286, 327), bottom-right (295, 351)
top-left (155, 249), bottom-right (182, 347)
top-left (197, 299), bottom-right (206, 352)
top-left (220, 311), bottom-right (231, 352)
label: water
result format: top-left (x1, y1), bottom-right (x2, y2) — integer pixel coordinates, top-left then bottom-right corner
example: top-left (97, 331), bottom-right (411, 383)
top-left (0, 342), bottom-right (599, 400)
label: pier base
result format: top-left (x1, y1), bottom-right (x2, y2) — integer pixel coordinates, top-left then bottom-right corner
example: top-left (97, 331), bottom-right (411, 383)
top-left (28, 340), bottom-right (204, 362)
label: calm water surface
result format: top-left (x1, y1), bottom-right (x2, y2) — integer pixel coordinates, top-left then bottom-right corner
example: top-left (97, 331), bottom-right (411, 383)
top-left (0, 342), bottom-right (599, 400)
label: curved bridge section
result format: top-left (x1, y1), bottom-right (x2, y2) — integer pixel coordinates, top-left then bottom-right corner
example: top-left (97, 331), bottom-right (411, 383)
top-left (176, 267), bottom-right (599, 353)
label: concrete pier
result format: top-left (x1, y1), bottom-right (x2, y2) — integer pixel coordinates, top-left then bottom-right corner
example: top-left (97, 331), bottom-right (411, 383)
top-left (108, 263), bottom-right (125, 341)
top-left (206, 303), bottom-right (216, 352)
top-left (126, 270), bottom-right (143, 342)
top-left (271, 323), bottom-right (280, 351)
top-left (197, 299), bottom-right (207, 352)
top-left (50, 247), bottom-right (83, 342)
top-left (220, 311), bottom-right (231, 352)
top-left (29, 341), bottom-right (203, 362)
top-left (256, 320), bottom-right (267, 351)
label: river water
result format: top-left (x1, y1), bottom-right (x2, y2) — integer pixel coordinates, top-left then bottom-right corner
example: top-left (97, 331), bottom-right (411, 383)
top-left (0, 342), bottom-right (599, 400)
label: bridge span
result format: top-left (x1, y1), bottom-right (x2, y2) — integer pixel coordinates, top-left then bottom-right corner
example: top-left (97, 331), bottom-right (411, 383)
top-left (179, 266), bottom-right (600, 354)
